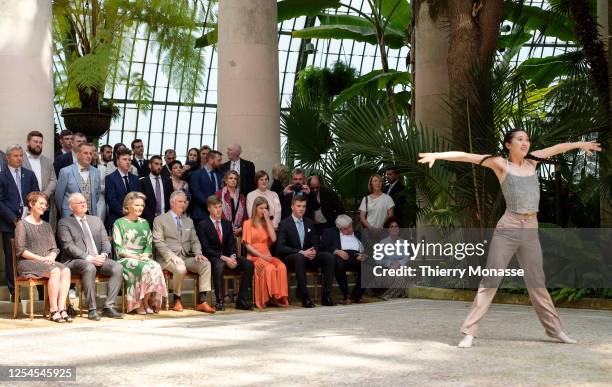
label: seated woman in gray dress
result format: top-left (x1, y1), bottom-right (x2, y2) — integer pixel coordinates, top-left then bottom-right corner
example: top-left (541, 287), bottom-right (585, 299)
top-left (15, 192), bottom-right (72, 323)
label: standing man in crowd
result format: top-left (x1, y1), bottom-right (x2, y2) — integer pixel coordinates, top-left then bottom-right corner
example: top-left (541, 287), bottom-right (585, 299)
top-left (280, 168), bottom-right (320, 220)
top-left (153, 191), bottom-right (215, 313)
top-left (221, 143), bottom-right (256, 195)
top-left (140, 155), bottom-right (172, 226)
top-left (196, 195), bottom-right (253, 311)
top-left (99, 145), bottom-right (113, 167)
top-left (0, 150), bottom-right (6, 172)
top-left (56, 129), bottom-right (73, 157)
top-left (54, 132), bottom-right (86, 175)
top-left (190, 150), bottom-right (223, 223)
top-left (131, 139), bottom-right (149, 178)
top-left (55, 142), bottom-right (103, 219)
top-left (384, 166), bottom-right (405, 225)
top-left (57, 193), bottom-right (124, 320)
top-left (0, 145), bottom-right (39, 300)
top-left (161, 149), bottom-right (176, 179)
top-left (105, 147), bottom-right (141, 228)
top-left (308, 175), bottom-right (345, 236)
top-left (277, 195), bottom-right (336, 308)
top-left (22, 131), bottom-right (56, 222)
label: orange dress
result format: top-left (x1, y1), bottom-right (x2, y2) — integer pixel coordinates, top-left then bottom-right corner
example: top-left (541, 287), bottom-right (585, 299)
top-left (242, 220), bottom-right (289, 308)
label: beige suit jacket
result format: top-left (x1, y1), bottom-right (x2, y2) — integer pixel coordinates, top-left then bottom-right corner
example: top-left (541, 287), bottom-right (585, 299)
top-left (152, 211), bottom-right (202, 266)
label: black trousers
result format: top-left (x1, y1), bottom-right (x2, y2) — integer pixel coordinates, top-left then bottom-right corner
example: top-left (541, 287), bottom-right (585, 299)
top-left (335, 253), bottom-right (364, 301)
top-left (283, 251), bottom-right (335, 299)
top-left (209, 256), bottom-right (253, 303)
top-left (64, 258), bottom-right (123, 310)
top-left (2, 232), bottom-right (15, 296)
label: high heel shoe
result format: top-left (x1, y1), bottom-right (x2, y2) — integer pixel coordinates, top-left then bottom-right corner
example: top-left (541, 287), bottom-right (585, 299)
top-left (60, 310), bottom-right (73, 323)
top-left (50, 311), bottom-right (65, 323)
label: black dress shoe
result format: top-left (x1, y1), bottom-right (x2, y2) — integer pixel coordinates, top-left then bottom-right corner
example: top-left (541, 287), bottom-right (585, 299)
top-left (215, 301), bottom-right (225, 311)
top-left (88, 310), bottom-right (101, 321)
top-left (235, 298), bottom-right (253, 310)
top-left (302, 297), bottom-right (315, 308)
top-left (103, 307), bottom-right (124, 319)
top-left (321, 295), bottom-right (336, 306)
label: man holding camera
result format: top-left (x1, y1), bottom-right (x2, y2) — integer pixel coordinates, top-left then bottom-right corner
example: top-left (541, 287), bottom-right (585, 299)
top-left (280, 168), bottom-right (320, 221)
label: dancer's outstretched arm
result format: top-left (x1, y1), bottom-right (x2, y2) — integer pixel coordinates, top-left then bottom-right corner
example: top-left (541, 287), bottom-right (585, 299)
top-left (530, 141), bottom-right (601, 160)
top-left (418, 152), bottom-right (502, 170)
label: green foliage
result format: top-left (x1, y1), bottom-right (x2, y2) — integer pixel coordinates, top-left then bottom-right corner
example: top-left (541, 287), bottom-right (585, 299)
top-left (53, 0), bottom-right (209, 113)
top-left (504, 1), bottom-right (577, 42)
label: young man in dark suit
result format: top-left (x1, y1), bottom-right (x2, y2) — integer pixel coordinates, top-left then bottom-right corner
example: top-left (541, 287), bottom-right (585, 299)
top-left (139, 155), bottom-right (172, 226)
top-left (196, 195), bottom-right (253, 311)
top-left (220, 143), bottom-right (256, 195)
top-left (0, 145), bottom-right (39, 299)
top-left (54, 132), bottom-right (86, 176)
top-left (131, 139), bottom-right (150, 178)
top-left (189, 150), bottom-right (223, 222)
top-left (276, 195), bottom-right (336, 308)
top-left (105, 147), bottom-right (141, 229)
top-left (384, 166), bottom-right (406, 224)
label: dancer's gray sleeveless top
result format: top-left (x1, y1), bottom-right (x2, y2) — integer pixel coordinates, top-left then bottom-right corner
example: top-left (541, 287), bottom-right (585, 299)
top-left (501, 159), bottom-right (540, 213)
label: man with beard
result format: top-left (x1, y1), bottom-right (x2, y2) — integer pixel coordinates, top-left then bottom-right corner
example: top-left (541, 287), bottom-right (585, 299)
top-left (22, 131), bottom-right (56, 222)
top-left (99, 145), bottom-right (113, 167)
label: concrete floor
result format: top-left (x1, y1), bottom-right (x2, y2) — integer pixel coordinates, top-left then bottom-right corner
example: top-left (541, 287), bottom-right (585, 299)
top-left (1, 299), bottom-right (611, 386)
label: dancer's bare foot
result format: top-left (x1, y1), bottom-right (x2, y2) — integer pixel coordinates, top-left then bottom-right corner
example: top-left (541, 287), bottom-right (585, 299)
top-left (458, 334), bottom-right (474, 348)
top-left (548, 331), bottom-right (577, 344)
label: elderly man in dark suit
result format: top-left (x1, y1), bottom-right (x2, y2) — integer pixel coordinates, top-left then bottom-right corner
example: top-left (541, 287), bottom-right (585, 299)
top-left (190, 150), bottom-right (223, 223)
top-left (140, 155), bottom-right (172, 226)
top-left (277, 195), bottom-right (336, 308)
top-left (57, 192), bottom-right (123, 320)
top-left (0, 144), bottom-right (39, 298)
top-left (308, 174), bottom-right (345, 235)
top-left (196, 195), bottom-right (253, 311)
top-left (220, 143), bottom-right (256, 195)
top-left (105, 147), bottom-right (141, 229)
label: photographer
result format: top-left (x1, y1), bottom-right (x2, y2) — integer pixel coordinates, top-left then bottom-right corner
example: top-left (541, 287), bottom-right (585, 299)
top-left (280, 168), bottom-right (320, 221)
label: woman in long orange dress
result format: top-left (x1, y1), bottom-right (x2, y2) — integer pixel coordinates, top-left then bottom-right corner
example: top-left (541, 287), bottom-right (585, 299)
top-left (242, 197), bottom-right (289, 309)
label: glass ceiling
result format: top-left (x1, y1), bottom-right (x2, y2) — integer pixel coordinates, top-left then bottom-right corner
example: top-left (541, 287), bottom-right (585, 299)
top-left (53, 0), bottom-right (573, 161)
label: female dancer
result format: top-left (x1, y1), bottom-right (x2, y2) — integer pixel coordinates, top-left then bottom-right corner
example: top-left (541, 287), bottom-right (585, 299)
top-left (418, 129), bottom-right (601, 348)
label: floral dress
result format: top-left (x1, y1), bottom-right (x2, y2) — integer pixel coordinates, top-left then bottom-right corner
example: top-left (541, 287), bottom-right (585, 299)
top-left (113, 217), bottom-right (167, 312)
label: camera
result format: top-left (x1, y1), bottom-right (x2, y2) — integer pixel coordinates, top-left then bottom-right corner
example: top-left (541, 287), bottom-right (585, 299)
top-left (292, 184), bottom-right (303, 193)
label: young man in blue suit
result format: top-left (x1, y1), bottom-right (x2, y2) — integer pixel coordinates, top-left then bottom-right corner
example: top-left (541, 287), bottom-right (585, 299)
top-left (55, 142), bottom-right (103, 219)
top-left (189, 150), bottom-right (223, 222)
top-left (0, 145), bottom-right (39, 299)
top-left (105, 147), bottom-right (141, 229)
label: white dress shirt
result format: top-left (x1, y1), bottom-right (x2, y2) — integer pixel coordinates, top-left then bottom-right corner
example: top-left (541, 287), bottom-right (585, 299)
top-left (149, 173), bottom-right (166, 213)
top-left (230, 159), bottom-right (241, 175)
top-left (26, 152), bottom-right (42, 189)
top-left (75, 214), bottom-right (100, 258)
top-left (77, 162), bottom-right (90, 181)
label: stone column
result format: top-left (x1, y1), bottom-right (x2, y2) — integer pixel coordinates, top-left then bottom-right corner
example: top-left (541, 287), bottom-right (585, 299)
top-left (0, 0), bottom-right (54, 292)
top-left (217, 0), bottom-right (280, 175)
top-left (414, 2), bottom-right (451, 140)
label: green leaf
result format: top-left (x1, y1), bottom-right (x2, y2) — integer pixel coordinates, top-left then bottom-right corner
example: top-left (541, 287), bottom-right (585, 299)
top-left (277, 0), bottom-right (342, 22)
top-left (515, 51), bottom-right (588, 88)
top-left (503, 2), bottom-right (577, 42)
top-left (379, 0), bottom-right (411, 31)
top-left (195, 29), bottom-right (217, 48)
top-left (497, 32), bottom-right (532, 50)
top-left (330, 69), bottom-right (411, 109)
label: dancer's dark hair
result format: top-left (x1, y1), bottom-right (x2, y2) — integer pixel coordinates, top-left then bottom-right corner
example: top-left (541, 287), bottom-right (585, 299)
top-left (479, 128), bottom-right (551, 166)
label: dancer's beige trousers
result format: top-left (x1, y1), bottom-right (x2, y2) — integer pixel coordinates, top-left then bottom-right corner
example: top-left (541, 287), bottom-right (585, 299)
top-left (461, 211), bottom-right (563, 337)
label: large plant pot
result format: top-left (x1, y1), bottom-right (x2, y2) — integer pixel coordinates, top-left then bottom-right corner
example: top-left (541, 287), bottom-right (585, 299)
top-left (61, 108), bottom-right (112, 141)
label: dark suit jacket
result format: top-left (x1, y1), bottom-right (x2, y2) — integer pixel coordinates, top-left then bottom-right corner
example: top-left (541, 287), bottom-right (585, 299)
top-left (105, 170), bottom-right (141, 228)
top-left (189, 168), bottom-right (223, 221)
top-left (319, 227), bottom-right (362, 255)
top-left (57, 215), bottom-right (112, 262)
top-left (196, 217), bottom-right (237, 259)
top-left (384, 180), bottom-right (406, 221)
top-left (0, 167), bottom-right (39, 232)
top-left (317, 187), bottom-right (345, 226)
top-left (132, 158), bottom-right (150, 178)
top-left (221, 159), bottom-right (256, 195)
top-left (139, 175), bottom-right (172, 225)
top-left (161, 165), bottom-right (171, 180)
top-left (53, 151), bottom-right (75, 176)
top-left (280, 191), bottom-right (321, 221)
top-left (276, 216), bottom-right (318, 259)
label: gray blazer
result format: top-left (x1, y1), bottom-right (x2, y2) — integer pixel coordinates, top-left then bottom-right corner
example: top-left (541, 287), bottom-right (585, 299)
top-left (0, 151), bottom-right (6, 172)
top-left (152, 211), bottom-right (202, 267)
top-left (55, 164), bottom-right (103, 218)
top-left (22, 154), bottom-right (57, 198)
top-left (57, 214), bottom-right (111, 262)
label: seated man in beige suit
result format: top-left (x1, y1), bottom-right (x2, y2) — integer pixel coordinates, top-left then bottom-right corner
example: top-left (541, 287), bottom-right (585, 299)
top-left (152, 190), bottom-right (215, 313)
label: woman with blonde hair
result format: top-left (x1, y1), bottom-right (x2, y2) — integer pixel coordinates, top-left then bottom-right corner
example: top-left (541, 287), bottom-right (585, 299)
top-left (359, 174), bottom-right (394, 244)
top-left (242, 196), bottom-right (289, 308)
top-left (113, 192), bottom-right (167, 314)
top-left (246, 170), bottom-right (282, 228)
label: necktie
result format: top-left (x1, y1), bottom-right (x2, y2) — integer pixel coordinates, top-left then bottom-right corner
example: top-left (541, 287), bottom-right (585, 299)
top-left (81, 218), bottom-right (96, 255)
top-left (176, 216), bottom-right (182, 237)
top-left (123, 175), bottom-right (130, 192)
top-left (209, 171), bottom-right (218, 191)
top-left (215, 220), bottom-right (222, 242)
top-left (154, 176), bottom-right (162, 215)
top-left (296, 219), bottom-right (305, 248)
top-left (231, 161), bottom-right (238, 174)
top-left (15, 169), bottom-right (23, 206)
top-left (139, 159), bottom-right (143, 168)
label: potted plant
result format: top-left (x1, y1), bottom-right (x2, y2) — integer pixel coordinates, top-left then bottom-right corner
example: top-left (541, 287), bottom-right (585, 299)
top-left (53, 0), bottom-right (209, 141)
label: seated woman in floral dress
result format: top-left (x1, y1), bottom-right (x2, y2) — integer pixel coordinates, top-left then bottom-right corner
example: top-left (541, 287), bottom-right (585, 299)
top-left (113, 192), bottom-right (167, 314)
